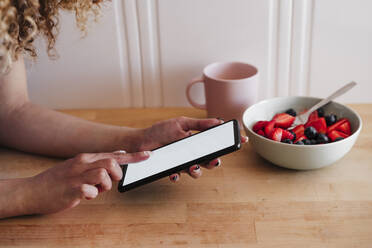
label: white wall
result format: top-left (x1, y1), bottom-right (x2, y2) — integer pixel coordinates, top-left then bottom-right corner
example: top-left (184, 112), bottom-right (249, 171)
top-left (27, 0), bottom-right (372, 109)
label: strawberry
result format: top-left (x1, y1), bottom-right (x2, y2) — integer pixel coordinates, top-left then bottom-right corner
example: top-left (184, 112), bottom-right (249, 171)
top-left (264, 120), bottom-right (276, 138)
top-left (294, 135), bottom-right (307, 143)
top-left (305, 117), bottom-right (327, 134)
top-left (252, 121), bottom-right (269, 133)
top-left (327, 118), bottom-right (348, 134)
top-left (336, 120), bottom-right (351, 135)
top-left (282, 129), bottom-right (295, 141)
top-left (307, 110), bottom-right (319, 123)
top-left (272, 113), bottom-right (295, 128)
top-left (292, 124), bottom-right (305, 138)
top-left (257, 129), bottom-right (265, 136)
top-left (270, 128), bottom-right (283, 142)
top-left (328, 130), bottom-right (349, 142)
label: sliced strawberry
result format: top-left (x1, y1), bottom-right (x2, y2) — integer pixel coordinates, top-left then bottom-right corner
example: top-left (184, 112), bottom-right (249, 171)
top-left (294, 135), bottom-right (307, 143)
top-left (257, 129), bottom-right (265, 136)
top-left (272, 113), bottom-right (295, 128)
top-left (252, 121), bottom-right (269, 133)
top-left (270, 128), bottom-right (283, 142)
top-left (292, 124), bottom-right (305, 138)
top-left (327, 118), bottom-right (348, 134)
top-left (282, 129), bottom-right (295, 141)
top-left (305, 117), bottom-right (327, 134)
top-left (337, 120), bottom-right (351, 135)
top-left (328, 130), bottom-right (349, 142)
top-left (264, 120), bottom-right (276, 137)
top-left (307, 110), bottom-right (319, 123)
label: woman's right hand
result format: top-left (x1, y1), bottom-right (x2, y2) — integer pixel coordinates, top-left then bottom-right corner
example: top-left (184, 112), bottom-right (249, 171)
top-left (24, 151), bottom-right (150, 215)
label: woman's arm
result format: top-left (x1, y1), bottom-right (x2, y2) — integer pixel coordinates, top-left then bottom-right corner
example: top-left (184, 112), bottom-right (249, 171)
top-left (0, 151), bottom-right (150, 219)
top-left (0, 57), bottom-right (247, 164)
top-left (0, 177), bottom-right (34, 218)
top-left (0, 57), bottom-right (143, 157)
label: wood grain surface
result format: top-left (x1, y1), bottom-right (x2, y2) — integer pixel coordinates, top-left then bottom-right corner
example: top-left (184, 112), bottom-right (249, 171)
top-left (0, 106), bottom-right (371, 247)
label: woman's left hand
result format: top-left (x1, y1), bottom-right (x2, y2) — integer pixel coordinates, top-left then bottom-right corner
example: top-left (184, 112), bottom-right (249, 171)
top-left (138, 117), bottom-right (248, 182)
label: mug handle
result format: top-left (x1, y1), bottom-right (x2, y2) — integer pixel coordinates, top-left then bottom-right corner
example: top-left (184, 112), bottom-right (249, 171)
top-left (186, 77), bottom-right (206, 110)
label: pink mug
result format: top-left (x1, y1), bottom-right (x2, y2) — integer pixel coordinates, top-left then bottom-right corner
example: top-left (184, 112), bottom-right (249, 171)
top-left (186, 62), bottom-right (259, 124)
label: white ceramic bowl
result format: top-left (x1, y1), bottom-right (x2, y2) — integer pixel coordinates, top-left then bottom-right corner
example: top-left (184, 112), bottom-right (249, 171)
top-left (242, 96), bottom-right (362, 170)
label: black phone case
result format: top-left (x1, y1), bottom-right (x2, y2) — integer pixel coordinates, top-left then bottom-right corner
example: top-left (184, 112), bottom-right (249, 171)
top-left (118, 119), bottom-right (241, 192)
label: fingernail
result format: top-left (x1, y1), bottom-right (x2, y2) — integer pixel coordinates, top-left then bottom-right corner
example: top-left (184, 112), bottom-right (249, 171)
top-left (214, 159), bottom-right (221, 167)
top-left (193, 165), bottom-right (200, 171)
top-left (172, 175), bottom-right (178, 181)
top-left (143, 151), bottom-right (152, 156)
top-left (216, 117), bottom-right (224, 123)
top-left (113, 150), bottom-right (126, 154)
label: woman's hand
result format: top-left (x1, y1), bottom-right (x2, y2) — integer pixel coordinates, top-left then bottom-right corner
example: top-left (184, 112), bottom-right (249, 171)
top-left (139, 117), bottom-right (248, 182)
top-left (24, 151), bottom-right (150, 215)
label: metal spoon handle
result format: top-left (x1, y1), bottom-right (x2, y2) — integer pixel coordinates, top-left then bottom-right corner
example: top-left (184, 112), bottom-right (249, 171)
top-left (306, 81), bottom-right (357, 115)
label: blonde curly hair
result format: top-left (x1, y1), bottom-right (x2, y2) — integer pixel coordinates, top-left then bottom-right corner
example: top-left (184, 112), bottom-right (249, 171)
top-left (0, 0), bottom-right (104, 74)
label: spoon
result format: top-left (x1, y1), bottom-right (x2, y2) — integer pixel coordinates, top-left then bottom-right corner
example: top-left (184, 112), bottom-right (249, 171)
top-left (290, 81), bottom-right (357, 128)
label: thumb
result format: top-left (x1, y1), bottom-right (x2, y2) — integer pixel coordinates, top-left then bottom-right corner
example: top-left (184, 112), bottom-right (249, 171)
top-left (178, 117), bottom-right (223, 132)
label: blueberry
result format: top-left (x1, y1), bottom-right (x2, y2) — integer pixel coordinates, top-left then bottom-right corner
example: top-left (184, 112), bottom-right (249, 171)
top-left (310, 139), bottom-right (317, 145)
top-left (304, 126), bottom-right (318, 140)
top-left (325, 114), bottom-right (337, 126)
top-left (317, 107), bottom-right (325, 117)
top-left (285, 108), bottom-right (297, 117)
top-left (334, 137), bottom-right (344, 142)
top-left (295, 140), bottom-right (305, 145)
top-left (316, 133), bottom-right (329, 144)
top-left (303, 139), bottom-right (312, 145)
top-left (282, 139), bottom-right (293, 144)
top-left (289, 130), bottom-right (296, 141)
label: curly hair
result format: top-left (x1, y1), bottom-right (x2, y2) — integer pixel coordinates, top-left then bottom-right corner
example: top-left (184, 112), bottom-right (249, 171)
top-left (0, 0), bottom-right (104, 74)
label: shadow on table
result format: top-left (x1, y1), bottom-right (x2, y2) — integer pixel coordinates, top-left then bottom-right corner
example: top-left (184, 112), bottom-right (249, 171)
top-left (116, 180), bottom-right (180, 203)
top-left (237, 145), bottom-right (303, 175)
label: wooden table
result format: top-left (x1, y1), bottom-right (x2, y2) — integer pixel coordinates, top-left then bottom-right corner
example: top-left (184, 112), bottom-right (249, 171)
top-left (1, 106), bottom-right (371, 247)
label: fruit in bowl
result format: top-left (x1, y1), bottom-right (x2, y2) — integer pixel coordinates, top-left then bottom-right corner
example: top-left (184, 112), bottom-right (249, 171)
top-left (252, 107), bottom-right (352, 145)
top-left (242, 96), bottom-right (362, 170)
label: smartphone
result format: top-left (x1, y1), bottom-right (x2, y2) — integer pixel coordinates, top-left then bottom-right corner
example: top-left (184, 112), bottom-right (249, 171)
top-left (118, 119), bottom-right (241, 192)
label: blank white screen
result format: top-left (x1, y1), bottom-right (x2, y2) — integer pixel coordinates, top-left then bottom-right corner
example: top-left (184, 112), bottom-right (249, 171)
top-left (123, 121), bottom-right (235, 186)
